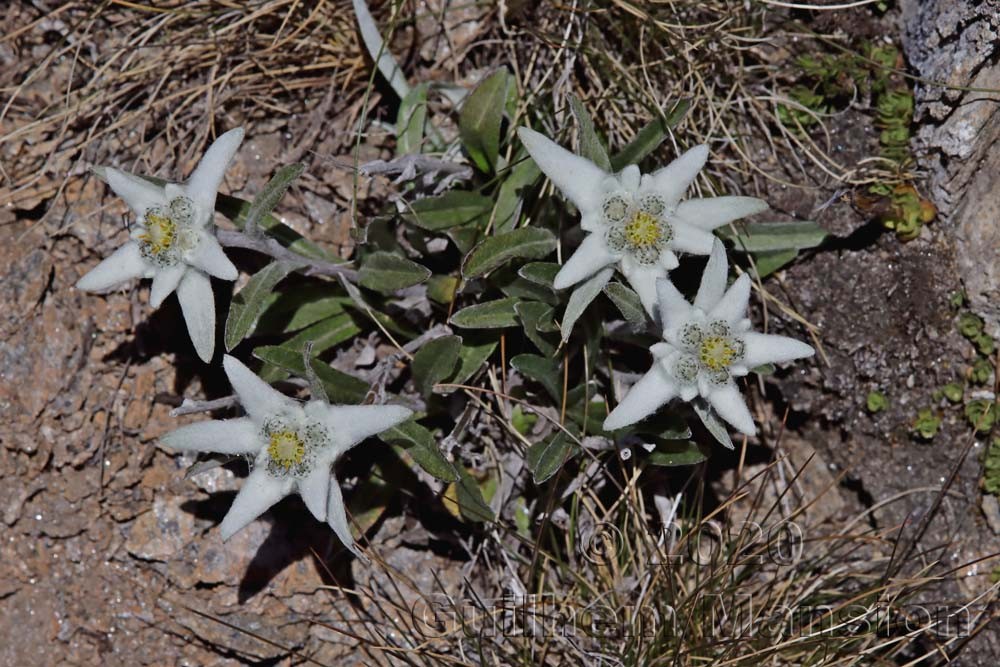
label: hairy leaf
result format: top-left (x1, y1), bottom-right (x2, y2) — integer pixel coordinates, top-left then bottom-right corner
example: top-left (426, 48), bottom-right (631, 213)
top-left (396, 82), bottom-right (429, 155)
top-left (527, 431), bottom-right (576, 484)
top-left (459, 68), bottom-right (510, 173)
top-left (451, 297), bottom-right (520, 329)
top-left (569, 94), bottom-right (612, 171)
top-left (718, 221), bottom-right (828, 253)
top-left (253, 345), bottom-right (369, 404)
top-left (411, 335), bottom-right (462, 398)
top-left (463, 227), bottom-right (556, 278)
top-left (359, 251), bottom-right (431, 293)
top-left (381, 420), bottom-right (457, 482)
top-left (404, 191), bottom-right (493, 231)
top-left (244, 163), bottom-right (304, 237)
top-left (561, 267), bottom-right (614, 342)
top-left (610, 99), bottom-right (692, 171)
top-left (225, 260), bottom-right (305, 351)
top-left (511, 353), bottom-right (561, 400)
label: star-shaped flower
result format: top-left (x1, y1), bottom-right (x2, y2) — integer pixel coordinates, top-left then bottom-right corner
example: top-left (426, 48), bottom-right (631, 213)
top-left (161, 355), bottom-right (412, 552)
top-left (517, 127), bottom-right (768, 316)
top-left (603, 240), bottom-right (814, 436)
top-left (76, 128), bottom-right (245, 362)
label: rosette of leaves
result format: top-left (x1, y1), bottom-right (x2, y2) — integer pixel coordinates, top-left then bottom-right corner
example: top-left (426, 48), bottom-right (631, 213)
top-left (202, 68), bottom-right (825, 529)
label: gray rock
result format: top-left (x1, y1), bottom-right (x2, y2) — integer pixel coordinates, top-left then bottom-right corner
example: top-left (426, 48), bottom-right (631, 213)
top-left (900, 1), bottom-right (1000, 330)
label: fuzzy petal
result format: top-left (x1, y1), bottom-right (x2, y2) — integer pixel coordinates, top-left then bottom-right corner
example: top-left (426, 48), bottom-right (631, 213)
top-left (160, 418), bottom-right (261, 454)
top-left (298, 467), bottom-right (330, 522)
top-left (709, 273), bottom-right (751, 325)
top-left (656, 277), bottom-right (694, 331)
top-left (76, 242), bottom-right (150, 292)
top-left (580, 210), bottom-right (604, 233)
top-left (671, 223), bottom-right (717, 255)
top-left (706, 380), bottom-right (756, 436)
top-left (177, 269), bottom-right (216, 363)
top-left (674, 196), bottom-right (769, 231)
top-left (327, 478), bottom-right (363, 558)
top-left (517, 127), bottom-right (607, 213)
top-left (553, 232), bottom-right (618, 290)
top-left (184, 127), bottom-right (244, 219)
top-left (619, 165), bottom-right (641, 193)
top-left (222, 355), bottom-right (295, 423)
top-left (741, 332), bottom-right (815, 368)
top-left (645, 144), bottom-right (709, 207)
top-left (104, 167), bottom-right (166, 215)
top-left (660, 249), bottom-right (679, 270)
top-left (219, 467), bottom-right (292, 540)
top-left (149, 264), bottom-right (186, 308)
top-left (604, 365), bottom-right (678, 431)
top-left (693, 240), bottom-right (728, 312)
top-left (621, 262), bottom-right (667, 318)
top-left (321, 404), bottom-right (413, 453)
top-left (187, 233), bottom-right (238, 281)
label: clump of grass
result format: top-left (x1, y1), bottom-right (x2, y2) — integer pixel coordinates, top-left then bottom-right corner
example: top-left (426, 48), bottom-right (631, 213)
top-left (3, 1), bottom-right (366, 225)
top-left (308, 438), bottom-right (997, 665)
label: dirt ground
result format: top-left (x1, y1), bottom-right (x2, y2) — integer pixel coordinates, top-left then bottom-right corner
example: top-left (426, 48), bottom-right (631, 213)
top-left (3, 1), bottom-right (1000, 665)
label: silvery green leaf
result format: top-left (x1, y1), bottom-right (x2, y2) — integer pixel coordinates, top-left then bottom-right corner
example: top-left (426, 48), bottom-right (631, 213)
top-left (603, 281), bottom-right (648, 328)
top-left (454, 467), bottom-right (495, 522)
top-left (646, 440), bottom-right (709, 467)
top-left (396, 82), bottom-right (429, 155)
top-left (352, 0), bottom-right (410, 98)
top-left (280, 313), bottom-right (361, 356)
top-left (518, 262), bottom-right (561, 289)
top-left (452, 336), bottom-right (498, 385)
top-left (493, 152), bottom-right (541, 233)
top-left (404, 191), bottom-right (493, 231)
top-left (411, 335), bottom-right (462, 398)
top-left (527, 432), bottom-right (575, 484)
top-left (609, 99), bottom-right (691, 171)
top-left (693, 402), bottom-right (734, 450)
top-left (359, 251), bottom-right (431, 292)
top-left (225, 260), bottom-right (306, 351)
top-left (717, 221), bottom-right (828, 253)
top-left (568, 94), bottom-right (612, 171)
top-left (253, 345), bottom-right (369, 404)
top-left (561, 266), bottom-right (614, 342)
top-left (256, 289), bottom-right (351, 335)
top-left (244, 163), bottom-right (304, 238)
top-left (451, 297), bottom-right (520, 329)
top-left (462, 227), bottom-right (556, 279)
top-left (510, 353), bottom-right (561, 400)
top-left (515, 301), bottom-right (556, 356)
top-left (381, 420), bottom-right (457, 482)
top-left (752, 249), bottom-right (799, 278)
top-left (302, 342), bottom-right (329, 404)
top-left (459, 68), bottom-right (511, 173)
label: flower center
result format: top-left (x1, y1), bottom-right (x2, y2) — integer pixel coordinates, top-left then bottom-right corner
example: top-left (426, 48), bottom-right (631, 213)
top-left (267, 430), bottom-right (306, 470)
top-left (139, 212), bottom-right (177, 256)
top-left (624, 211), bottom-right (662, 248)
top-left (137, 196), bottom-right (196, 266)
top-left (260, 413), bottom-right (330, 478)
top-left (699, 336), bottom-right (737, 371)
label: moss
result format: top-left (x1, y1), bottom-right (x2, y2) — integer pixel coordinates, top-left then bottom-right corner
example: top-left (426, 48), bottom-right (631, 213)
top-left (866, 391), bottom-right (888, 413)
top-left (912, 409), bottom-right (941, 440)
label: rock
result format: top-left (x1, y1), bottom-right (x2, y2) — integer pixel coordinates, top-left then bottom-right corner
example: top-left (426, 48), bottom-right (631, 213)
top-left (900, 2), bottom-right (1000, 332)
top-left (126, 496), bottom-right (197, 561)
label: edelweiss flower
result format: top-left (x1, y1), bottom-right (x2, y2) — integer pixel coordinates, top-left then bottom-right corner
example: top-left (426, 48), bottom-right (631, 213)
top-left (161, 355), bottom-right (412, 552)
top-left (517, 127), bottom-right (768, 316)
top-left (76, 128), bottom-right (245, 362)
top-left (603, 241), bottom-right (814, 436)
